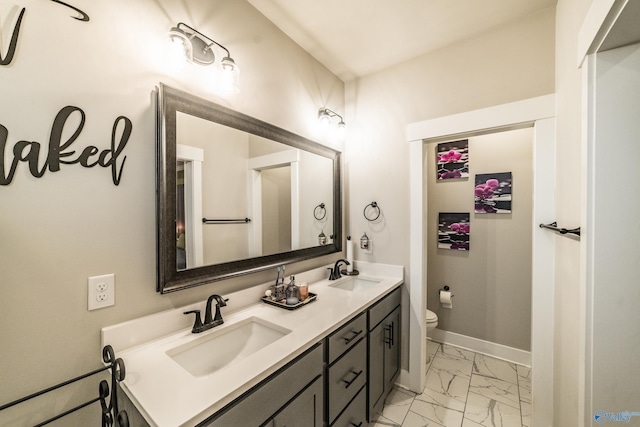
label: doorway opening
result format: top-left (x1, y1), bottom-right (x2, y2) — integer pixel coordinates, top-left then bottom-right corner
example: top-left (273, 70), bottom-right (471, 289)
top-left (407, 95), bottom-right (556, 426)
top-left (260, 165), bottom-right (293, 255)
top-left (425, 127), bottom-right (533, 357)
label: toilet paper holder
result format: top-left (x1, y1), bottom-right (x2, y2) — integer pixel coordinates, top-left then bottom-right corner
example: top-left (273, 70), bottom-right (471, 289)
top-left (439, 286), bottom-right (454, 298)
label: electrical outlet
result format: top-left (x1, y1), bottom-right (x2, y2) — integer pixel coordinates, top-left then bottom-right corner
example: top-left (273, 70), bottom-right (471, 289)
top-left (88, 274), bottom-right (115, 311)
top-left (363, 240), bottom-right (373, 254)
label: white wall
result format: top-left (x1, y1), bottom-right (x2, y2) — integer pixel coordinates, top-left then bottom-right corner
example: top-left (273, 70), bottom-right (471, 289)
top-left (261, 166), bottom-right (292, 254)
top-left (426, 128), bottom-right (533, 351)
top-left (345, 7), bottom-right (555, 371)
top-left (177, 113), bottom-right (252, 264)
top-left (298, 150), bottom-right (334, 248)
top-left (0, 1), bottom-right (343, 424)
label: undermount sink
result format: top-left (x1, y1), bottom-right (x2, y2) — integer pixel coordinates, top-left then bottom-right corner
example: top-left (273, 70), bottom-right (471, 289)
top-left (167, 317), bottom-right (291, 377)
top-left (329, 276), bottom-right (382, 292)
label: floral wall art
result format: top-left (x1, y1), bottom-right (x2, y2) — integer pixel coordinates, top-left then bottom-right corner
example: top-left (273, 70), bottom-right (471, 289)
top-left (438, 212), bottom-right (470, 251)
top-left (474, 172), bottom-right (512, 213)
top-left (436, 139), bottom-right (469, 180)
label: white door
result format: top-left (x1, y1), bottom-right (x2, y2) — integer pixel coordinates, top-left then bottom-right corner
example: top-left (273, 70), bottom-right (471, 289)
top-left (583, 41), bottom-right (640, 424)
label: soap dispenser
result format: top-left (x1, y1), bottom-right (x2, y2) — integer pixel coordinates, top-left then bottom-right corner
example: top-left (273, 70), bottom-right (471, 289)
top-left (285, 275), bottom-right (299, 305)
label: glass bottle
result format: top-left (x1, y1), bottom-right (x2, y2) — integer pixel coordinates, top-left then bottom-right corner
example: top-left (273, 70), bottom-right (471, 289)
top-left (285, 275), bottom-right (299, 305)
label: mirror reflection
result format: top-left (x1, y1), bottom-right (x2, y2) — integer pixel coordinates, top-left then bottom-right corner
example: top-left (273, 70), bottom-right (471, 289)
top-left (157, 84), bottom-right (342, 293)
top-left (175, 113), bottom-right (334, 270)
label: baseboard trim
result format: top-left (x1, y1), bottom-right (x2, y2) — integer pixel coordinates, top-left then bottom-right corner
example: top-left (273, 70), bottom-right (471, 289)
top-left (429, 328), bottom-right (531, 367)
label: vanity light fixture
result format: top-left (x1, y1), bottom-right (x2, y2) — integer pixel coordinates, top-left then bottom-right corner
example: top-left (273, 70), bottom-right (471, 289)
top-left (168, 22), bottom-right (240, 94)
top-left (317, 108), bottom-right (346, 142)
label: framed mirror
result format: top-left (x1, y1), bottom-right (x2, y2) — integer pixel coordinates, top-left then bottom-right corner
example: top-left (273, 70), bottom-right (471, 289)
top-left (156, 84), bottom-right (342, 293)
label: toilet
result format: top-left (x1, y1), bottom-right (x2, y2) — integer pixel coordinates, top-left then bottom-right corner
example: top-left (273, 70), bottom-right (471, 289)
top-left (425, 309), bottom-right (439, 363)
top-left (426, 309), bottom-right (438, 334)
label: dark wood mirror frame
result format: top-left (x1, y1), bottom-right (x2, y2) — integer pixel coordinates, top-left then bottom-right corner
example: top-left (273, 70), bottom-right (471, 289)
top-left (156, 84), bottom-right (342, 293)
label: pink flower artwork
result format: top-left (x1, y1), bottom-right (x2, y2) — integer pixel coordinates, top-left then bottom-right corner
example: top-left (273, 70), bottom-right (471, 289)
top-left (437, 140), bottom-right (469, 180)
top-left (438, 150), bottom-right (462, 163)
top-left (474, 172), bottom-right (512, 214)
top-left (438, 212), bottom-right (470, 251)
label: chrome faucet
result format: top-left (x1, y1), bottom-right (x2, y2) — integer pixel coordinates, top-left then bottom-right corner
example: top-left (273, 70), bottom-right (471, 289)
top-left (184, 294), bottom-right (229, 333)
top-left (328, 259), bottom-right (350, 280)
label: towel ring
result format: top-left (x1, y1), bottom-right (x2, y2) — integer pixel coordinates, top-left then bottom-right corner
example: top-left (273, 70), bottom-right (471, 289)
top-left (363, 201), bottom-right (381, 222)
top-left (314, 203), bottom-right (327, 220)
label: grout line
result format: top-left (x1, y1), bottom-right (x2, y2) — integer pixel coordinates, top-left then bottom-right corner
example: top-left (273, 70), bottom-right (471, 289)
top-left (407, 341), bottom-right (532, 427)
top-left (517, 370), bottom-right (524, 427)
top-left (460, 351), bottom-right (476, 427)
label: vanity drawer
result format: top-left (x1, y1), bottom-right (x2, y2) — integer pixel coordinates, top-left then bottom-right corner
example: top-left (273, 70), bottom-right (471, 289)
top-left (203, 342), bottom-right (323, 426)
top-left (368, 286), bottom-right (401, 331)
top-left (327, 338), bottom-right (366, 424)
top-left (327, 313), bottom-right (366, 363)
top-left (330, 385), bottom-right (366, 427)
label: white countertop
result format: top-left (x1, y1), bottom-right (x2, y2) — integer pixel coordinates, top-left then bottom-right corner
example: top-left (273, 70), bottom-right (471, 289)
top-left (102, 262), bottom-right (403, 427)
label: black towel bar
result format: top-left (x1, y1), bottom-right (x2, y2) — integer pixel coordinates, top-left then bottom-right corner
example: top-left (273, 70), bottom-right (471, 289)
top-left (539, 221), bottom-right (581, 237)
top-left (202, 217), bottom-right (251, 224)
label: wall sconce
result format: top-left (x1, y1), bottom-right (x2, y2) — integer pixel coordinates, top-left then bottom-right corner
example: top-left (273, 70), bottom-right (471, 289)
top-left (168, 22), bottom-right (239, 94)
top-left (318, 108), bottom-right (346, 142)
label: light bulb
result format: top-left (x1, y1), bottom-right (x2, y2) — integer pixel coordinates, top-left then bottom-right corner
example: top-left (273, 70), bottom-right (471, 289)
top-left (318, 109), bottom-right (332, 127)
top-left (167, 27), bottom-right (193, 67)
top-left (218, 57), bottom-right (240, 94)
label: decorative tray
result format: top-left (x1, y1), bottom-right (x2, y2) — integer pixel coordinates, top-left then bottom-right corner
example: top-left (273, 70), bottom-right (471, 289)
top-left (261, 293), bottom-right (318, 310)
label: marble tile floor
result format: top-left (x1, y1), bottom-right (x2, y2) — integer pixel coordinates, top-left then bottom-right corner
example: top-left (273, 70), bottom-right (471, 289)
top-left (370, 342), bottom-right (531, 427)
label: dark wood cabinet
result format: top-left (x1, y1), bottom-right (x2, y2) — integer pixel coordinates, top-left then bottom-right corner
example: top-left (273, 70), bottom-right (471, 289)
top-left (272, 376), bottom-right (324, 427)
top-left (367, 288), bottom-right (401, 420)
top-left (325, 313), bottom-right (367, 426)
top-left (200, 343), bottom-right (323, 426)
top-left (198, 286), bottom-right (402, 427)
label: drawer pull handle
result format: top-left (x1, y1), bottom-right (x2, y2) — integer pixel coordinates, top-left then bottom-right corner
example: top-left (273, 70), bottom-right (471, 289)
top-left (350, 423), bottom-right (363, 427)
top-left (384, 322), bottom-right (394, 349)
top-left (342, 370), bottom-right (363, 389)
top-left (343, 329), bottom-right (363, 345)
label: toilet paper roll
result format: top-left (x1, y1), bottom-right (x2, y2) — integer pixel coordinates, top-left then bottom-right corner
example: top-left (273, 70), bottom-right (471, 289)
top-left (346, 239), bottom-right (354, 272)
top-left (440, 291), bottom-right (453, 309)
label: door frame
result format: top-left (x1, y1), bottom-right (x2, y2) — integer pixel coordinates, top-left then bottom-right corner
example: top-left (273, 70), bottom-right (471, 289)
top-left (578, 1), bottom-right (640, 424)
top-left (248, 149), bottom-right (301, 256)
top-left (177, 144), bottom-right (204, 268)
top-left (406, 94), bottom-right (556, 426)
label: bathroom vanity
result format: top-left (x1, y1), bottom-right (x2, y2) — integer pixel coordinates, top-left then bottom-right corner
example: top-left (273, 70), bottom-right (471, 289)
top-left (103, 262), bottom-right (403, 426)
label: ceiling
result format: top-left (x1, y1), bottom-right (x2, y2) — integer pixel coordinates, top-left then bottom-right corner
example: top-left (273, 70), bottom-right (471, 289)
top-left (248, 0), bottom-right (557, 81)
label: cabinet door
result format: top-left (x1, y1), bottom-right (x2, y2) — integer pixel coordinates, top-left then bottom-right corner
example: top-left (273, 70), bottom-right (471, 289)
top-left (201, 343), bottom-right (323, 426)
top-left (384, 306), bottom-right (401, 391)
top-left (368, 320), bottom-right (386, 418)
top-left (273, 376), bottom-right (323, 427)
top-left (368, 305), bottom-right (401, 420)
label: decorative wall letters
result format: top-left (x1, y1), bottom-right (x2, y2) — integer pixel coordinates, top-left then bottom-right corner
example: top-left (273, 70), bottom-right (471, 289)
top-left (50, 0), bottom-right (90, 22)
top-left (0, 8), bottom-right (25, 66)
top-left (0, 106), bottom-right (132, 186)
top-left (0, 1), bottom-right (89, 66)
